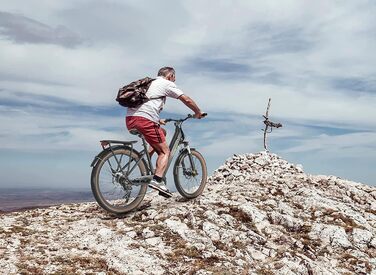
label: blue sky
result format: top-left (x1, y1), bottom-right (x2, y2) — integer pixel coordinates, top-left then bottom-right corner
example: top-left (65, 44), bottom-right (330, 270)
top-left (0, 0), bottom-right (375, 189)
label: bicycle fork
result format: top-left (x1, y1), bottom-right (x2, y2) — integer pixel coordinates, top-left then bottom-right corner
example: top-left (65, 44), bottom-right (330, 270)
top-left (181, 142), bottom-right (198, 176)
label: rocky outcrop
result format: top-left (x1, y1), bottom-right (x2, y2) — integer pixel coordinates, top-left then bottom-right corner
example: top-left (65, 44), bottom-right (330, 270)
top-left (1, 151), bottom-right (375, 274)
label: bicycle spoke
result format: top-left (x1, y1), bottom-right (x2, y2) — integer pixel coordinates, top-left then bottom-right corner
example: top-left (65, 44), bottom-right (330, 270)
top-left (120, 154), bottom-right (133, 170)
top-left (176, 153), bottom-right (204, 195)
top-left (95, 150), bottom-right (145, 210)
top-left (117, 153), bottom-right (124, 170)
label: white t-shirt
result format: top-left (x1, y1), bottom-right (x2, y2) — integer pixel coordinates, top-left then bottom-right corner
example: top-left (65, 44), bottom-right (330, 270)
top-left (126, 76), bottom-right (184, 123)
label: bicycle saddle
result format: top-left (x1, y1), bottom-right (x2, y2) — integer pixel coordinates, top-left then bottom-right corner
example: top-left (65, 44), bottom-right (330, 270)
top-left (129, 129), bottom-right (141, 135)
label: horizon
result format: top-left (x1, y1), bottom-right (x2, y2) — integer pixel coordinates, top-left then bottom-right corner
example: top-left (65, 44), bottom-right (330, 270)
top-left (0, 1), bottom-right (375, 190)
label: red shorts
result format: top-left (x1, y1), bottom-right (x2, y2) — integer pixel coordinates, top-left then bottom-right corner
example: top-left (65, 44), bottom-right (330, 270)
top-left (126, 116), bottom-right (166, 146)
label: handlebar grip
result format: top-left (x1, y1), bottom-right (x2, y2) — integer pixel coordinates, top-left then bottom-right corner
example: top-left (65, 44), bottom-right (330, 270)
top-left (188, 113), bottom-right (208, 118)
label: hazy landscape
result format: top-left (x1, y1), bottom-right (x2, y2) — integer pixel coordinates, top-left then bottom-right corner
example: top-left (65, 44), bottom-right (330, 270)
top-left (0, 188), bottom-right (94, 213)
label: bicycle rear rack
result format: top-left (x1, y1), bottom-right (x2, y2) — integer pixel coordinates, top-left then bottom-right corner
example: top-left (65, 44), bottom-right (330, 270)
top-left (100, 140), bottom-right (137, 149)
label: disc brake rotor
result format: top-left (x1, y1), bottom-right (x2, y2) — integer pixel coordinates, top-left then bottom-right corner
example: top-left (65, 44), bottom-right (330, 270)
top-left (183, 168), bottom-right (198, 178)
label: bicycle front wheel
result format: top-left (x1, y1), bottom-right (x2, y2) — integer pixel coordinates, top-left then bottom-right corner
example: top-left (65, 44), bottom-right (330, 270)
top-left (91, 146), bottom-right (148, 215)
top-left (173, 149), bottom-right (207, 199)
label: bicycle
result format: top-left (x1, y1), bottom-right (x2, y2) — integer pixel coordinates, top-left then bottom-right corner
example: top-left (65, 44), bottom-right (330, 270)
top-left (90, 113), bottom-right (208, 215)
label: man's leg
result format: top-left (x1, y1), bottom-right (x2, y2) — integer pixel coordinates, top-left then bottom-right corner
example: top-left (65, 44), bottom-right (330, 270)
top-left (131, 119), bottom-right (170, 197)
top-left (150, 141), bottom-right (170, 178)
top-left (148, 141), bottom-right (172, 197)
top-left (148, 128), bottom-right (167, 158)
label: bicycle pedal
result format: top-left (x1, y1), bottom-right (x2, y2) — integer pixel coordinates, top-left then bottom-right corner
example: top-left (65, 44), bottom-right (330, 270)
top-left (132, 175), bottom-right (153, 184)
top-left (158, 190), bottom-right (172, 198)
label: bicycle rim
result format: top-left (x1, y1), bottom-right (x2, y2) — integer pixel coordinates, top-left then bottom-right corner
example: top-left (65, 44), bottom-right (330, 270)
top-left (174, 149), bottom-right (207, 199)
top-left (91, 147), bottom-right (147, 214)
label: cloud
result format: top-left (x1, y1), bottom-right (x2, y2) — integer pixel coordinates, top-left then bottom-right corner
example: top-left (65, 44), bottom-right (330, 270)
top-left (0, 11), bottom-right (83, 47)
top-left (330, 77), bottom-right (376, 94)
top-left (0, 1), bottom-right (375, 187)
top-left (0, 101), bottom-right (128, 152)
top-left (282, 132), bottom-right (376, 157)
top-left (0, 39), bottom-right (140, 105)
top-left (183, 58), bottom-right (250, 75)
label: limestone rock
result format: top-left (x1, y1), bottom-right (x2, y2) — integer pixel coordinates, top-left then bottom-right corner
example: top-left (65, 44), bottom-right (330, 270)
top-left (309, 223), bottom-right (352, 248)
top-left (1, 151), bottom-right (375, 274)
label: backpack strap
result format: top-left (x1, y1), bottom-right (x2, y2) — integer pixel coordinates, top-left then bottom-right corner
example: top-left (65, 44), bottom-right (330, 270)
top-left (144, 78), bottom-right (165, 101)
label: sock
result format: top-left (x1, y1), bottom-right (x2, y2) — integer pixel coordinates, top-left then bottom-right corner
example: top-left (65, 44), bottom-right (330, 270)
top-left (153, 175), bottom-right (163, 183)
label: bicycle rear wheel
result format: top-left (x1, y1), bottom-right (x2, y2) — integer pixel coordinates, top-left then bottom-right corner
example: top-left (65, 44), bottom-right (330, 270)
top-left (173, 149), bottom-right (207, 199)
top-left (91, 146), bottom-right (148, 215)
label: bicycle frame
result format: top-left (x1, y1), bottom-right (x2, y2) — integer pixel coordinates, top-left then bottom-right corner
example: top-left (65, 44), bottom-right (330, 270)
top-left (94, 115), bottom-right (199, 185)
top-left (91, 113), bottom-right (207, 214)
top-left (138, 120), bottom-right (192, 179)
top-left (164, 121), bottom-right (188, 178)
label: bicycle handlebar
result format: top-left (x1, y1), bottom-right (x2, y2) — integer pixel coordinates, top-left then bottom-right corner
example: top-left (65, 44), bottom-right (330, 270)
top-left (164, 113), bottom-right (207, 123)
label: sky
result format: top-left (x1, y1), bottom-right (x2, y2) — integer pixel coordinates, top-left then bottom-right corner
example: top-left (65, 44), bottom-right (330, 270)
top-left (0, 0), bottom-right (375, 189)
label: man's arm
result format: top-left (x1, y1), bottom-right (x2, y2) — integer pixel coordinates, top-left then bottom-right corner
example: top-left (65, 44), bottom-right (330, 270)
top-left (178, 94), bottom-right (205, 118)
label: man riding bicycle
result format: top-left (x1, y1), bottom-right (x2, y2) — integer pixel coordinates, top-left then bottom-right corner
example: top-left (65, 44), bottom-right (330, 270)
top-left (126, 67), bottom-right (205, 198)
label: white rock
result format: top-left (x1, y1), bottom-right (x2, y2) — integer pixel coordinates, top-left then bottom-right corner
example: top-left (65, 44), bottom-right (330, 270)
top-left (1, 151), bottom-right (375, 275)
top-left (126, 231), bottom-right (137, 238)
top-left (142, 228), bottom-right (155, 239)
top-left (351, 228), bottom-right (373, 249)
top-left (369, 237), bottom-right (376, 248)
top-left (193, 242), bottom-right (206, 251)
top-left (309, 224), bottom-right (352, 248)
top-left (238, 203), bottom-right (269, 231)
top-left (232, 170), bottom-right (242, 177)
top-left (254, 157), bottom-right (267, 166)
top-left (202, 222), bottom-right (220, 241)
top-left (164, 218), bottom-right (189, 239)
top-left (296, 164), bottom-right (304, 172)
top-left (247, 247), bottom-right (266, 261)
top-left (97, 228), bottom-right (113, 240)
top-left (145, 237), bottom-right (162, 246)
top-left (221, 213), bottom-right (235, 226)
top-left (204, 210), bottom-right (218, 221)
top-left (269, 212), bottom-right (303, 232)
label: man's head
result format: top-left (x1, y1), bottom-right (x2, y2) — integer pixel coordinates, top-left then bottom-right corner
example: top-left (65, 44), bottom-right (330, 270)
top-left (158, 67), bottom-right (175, 82)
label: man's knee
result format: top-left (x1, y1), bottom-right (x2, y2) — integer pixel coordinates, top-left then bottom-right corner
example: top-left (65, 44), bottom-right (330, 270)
top-left (161, 145), bottom-right (170, 156)
top-left (152, 142), bottom-right (170, 155)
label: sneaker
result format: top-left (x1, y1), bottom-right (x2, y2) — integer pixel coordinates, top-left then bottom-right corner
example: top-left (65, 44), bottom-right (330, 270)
top-left (149, 179), bottom-right (172, 198)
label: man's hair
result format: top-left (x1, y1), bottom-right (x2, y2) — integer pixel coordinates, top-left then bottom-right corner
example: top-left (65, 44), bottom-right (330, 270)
top-left (158, 67), bottom-right (175, 77)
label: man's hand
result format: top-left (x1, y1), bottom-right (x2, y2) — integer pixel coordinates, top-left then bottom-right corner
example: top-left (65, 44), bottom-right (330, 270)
top-left (194, 112), bottom-right (206, 119)
top-left (159, 119), bottom-right (167, 125)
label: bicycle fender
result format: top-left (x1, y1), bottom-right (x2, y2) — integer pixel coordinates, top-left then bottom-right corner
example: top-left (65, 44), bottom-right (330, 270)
top-left (90, 145), bottom-right (132, 167)
top-left (90, 155), bottom-right (101, 167)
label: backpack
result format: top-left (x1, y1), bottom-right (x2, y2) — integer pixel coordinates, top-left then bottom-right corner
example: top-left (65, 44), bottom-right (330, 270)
top-left (116, 77), bottom-right (155, 108)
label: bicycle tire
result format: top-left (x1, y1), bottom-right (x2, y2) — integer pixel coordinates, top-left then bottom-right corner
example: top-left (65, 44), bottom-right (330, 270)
top-left (91, 146), bottom-right (148, 215)
top-left (173, 149), bottom-right (207, 199)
